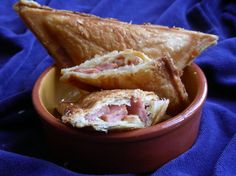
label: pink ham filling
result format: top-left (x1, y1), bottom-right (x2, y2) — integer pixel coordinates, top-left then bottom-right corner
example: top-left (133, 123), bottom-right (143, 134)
top-left (84, 96), bottom-right (148, 123)
top-left (126, 96), bottom-right (148, 122)
top-left (101, 105), bottom-right (128, 122)
top-left (73, 55), bottom-right (140, 74)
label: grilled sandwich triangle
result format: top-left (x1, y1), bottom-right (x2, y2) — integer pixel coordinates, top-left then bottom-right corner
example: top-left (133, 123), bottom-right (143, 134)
top-left (14, 0), bottom-right (218, 71)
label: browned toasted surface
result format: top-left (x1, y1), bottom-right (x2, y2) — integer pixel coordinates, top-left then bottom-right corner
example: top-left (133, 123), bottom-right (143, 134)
top-left (14, 1), bottom-right (218, 70)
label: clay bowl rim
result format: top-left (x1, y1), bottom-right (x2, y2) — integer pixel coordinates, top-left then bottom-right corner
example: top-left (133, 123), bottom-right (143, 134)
top-left (32, 63), bottom-right (207, 143)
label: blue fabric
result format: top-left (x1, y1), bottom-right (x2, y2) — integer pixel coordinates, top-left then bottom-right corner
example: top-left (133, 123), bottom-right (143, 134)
top-left (0, 0), bottom-right (236, 175)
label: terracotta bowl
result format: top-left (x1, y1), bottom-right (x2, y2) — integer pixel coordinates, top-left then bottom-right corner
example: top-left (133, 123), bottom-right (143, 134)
top-left (32, 63), bottom-right (207, 174)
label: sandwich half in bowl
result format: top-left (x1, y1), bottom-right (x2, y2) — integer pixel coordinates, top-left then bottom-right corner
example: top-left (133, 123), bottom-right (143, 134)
top-left (58, 89), bottom-right (169, 132)
top-left (61, 49), bottom-right (188, 114)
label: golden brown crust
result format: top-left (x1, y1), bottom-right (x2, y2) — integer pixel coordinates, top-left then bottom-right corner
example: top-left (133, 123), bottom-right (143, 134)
top-left (14, 0), bottom-right (218, 71)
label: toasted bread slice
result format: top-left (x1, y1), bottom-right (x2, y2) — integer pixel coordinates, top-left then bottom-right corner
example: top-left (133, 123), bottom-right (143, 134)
top-left (14, 0), bottom-right (218, 71)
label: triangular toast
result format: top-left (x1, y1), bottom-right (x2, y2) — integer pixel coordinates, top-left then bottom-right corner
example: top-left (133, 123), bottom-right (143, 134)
top-left (14, 0), bottom-right (218, 70)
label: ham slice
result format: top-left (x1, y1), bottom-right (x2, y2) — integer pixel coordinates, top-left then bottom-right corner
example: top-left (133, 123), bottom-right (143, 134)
top-left (101, 105), bottom-right (128, 122)
top-left (73, 55), bottom-right (141, 74)
top-left (73, 67), bottom-right (100, 74)
top-left (84, 96), bottom-right (148, 123)
top-left (96, 63), bottom-right (118, 71)
top-left (85, 106), bottom-right (110, 120)
top-left (127, 96), bottom-right (148, 122)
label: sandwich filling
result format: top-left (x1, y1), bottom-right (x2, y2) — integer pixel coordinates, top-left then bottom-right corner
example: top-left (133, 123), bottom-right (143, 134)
top-left (73, 55), bottom-right (141, 74)
top-left (81, 96), bottom-right (148, 123)
top-left (62, 50), bottom-right (151, 75)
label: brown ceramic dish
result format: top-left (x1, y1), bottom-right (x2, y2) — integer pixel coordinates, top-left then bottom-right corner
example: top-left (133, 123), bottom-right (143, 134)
top-left (32, 63), bottom-right (207, 174)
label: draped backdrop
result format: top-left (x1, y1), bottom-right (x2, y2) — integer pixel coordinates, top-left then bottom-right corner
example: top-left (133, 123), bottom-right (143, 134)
top-left (0, 0), bottom-right (236, 175)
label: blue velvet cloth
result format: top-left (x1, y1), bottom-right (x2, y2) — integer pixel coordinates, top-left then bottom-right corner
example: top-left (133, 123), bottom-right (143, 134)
top-left (0, 0), bottom-right (236, 175)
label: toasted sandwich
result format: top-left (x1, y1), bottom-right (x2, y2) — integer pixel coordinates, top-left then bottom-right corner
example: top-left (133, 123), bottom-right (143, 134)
top-left (14, 0), bottom-right (218, 71)
top-left (58, 89), bottom-right (169, 132)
